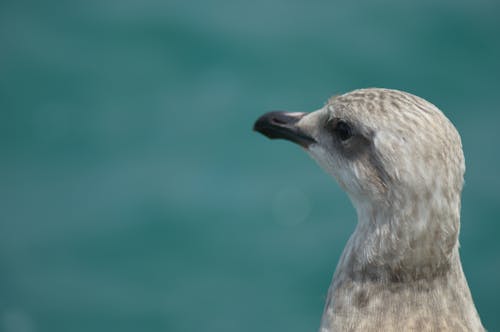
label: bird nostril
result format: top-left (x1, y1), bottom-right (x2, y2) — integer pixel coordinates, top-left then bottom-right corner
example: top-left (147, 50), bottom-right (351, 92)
top-left (272, 117), bottom-right (286, 125)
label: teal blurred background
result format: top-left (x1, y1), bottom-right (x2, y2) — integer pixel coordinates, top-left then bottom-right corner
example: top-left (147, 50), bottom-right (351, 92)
top-left (1, 1), bottom-right (499, 331)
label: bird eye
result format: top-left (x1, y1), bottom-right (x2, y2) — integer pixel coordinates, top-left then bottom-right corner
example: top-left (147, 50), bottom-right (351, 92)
top-left (335, 121), bottom-right (353, 141)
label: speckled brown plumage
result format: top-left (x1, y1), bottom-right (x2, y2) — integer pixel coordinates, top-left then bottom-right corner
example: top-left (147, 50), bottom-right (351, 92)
top-left (255, 88), bottom-right (485, 331)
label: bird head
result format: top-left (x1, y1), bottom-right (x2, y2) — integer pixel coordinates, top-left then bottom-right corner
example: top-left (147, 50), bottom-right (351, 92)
top-left (255, 89), bottom-right (465, 260)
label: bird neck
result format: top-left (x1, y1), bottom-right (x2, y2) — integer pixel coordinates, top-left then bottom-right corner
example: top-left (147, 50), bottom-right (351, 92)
top-left (342, 191), bottom-right (461, 282)
top-left (321, 246), bottom-right (483, 332)
top-left (319, 201), bottom-right (484, 331)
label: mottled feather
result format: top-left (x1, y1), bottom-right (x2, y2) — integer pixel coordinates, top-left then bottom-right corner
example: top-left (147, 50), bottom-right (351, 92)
top-left (296, 88), bottom-right (485, 331)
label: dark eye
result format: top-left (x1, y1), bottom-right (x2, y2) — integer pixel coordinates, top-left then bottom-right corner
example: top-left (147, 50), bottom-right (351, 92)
top-left (335, 121), bottom-right (353, 141)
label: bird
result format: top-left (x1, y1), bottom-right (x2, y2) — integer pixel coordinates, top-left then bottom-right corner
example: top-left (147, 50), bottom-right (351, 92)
top-left (253, 88), bottom-right (485, 331)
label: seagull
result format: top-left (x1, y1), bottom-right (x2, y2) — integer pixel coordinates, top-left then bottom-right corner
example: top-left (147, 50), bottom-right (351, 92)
top-left (253, 88), bottom-right (485, 331)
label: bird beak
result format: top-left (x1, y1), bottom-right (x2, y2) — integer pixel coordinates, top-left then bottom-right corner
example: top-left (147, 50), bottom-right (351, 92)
top-left (253, 111), bottom-right (316, 148)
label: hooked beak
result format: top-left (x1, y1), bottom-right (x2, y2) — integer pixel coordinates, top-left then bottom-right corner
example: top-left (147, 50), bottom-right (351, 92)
top-left (253, 111), bottom-right (316, 148)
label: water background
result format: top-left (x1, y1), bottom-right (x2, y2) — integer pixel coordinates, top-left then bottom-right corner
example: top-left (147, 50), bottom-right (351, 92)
top-left (1, 1), bottom-right (500, 331)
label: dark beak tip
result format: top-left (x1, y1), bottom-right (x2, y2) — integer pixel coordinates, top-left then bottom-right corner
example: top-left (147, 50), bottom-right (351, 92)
top-left (252, 121), bottom-right (277, 140)
top-left (253, 111), bottom-right (316, 147)
top-left (253, 112), bottom-right (283, 138)
top-left (252, 118), bottom-right (263, 132)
